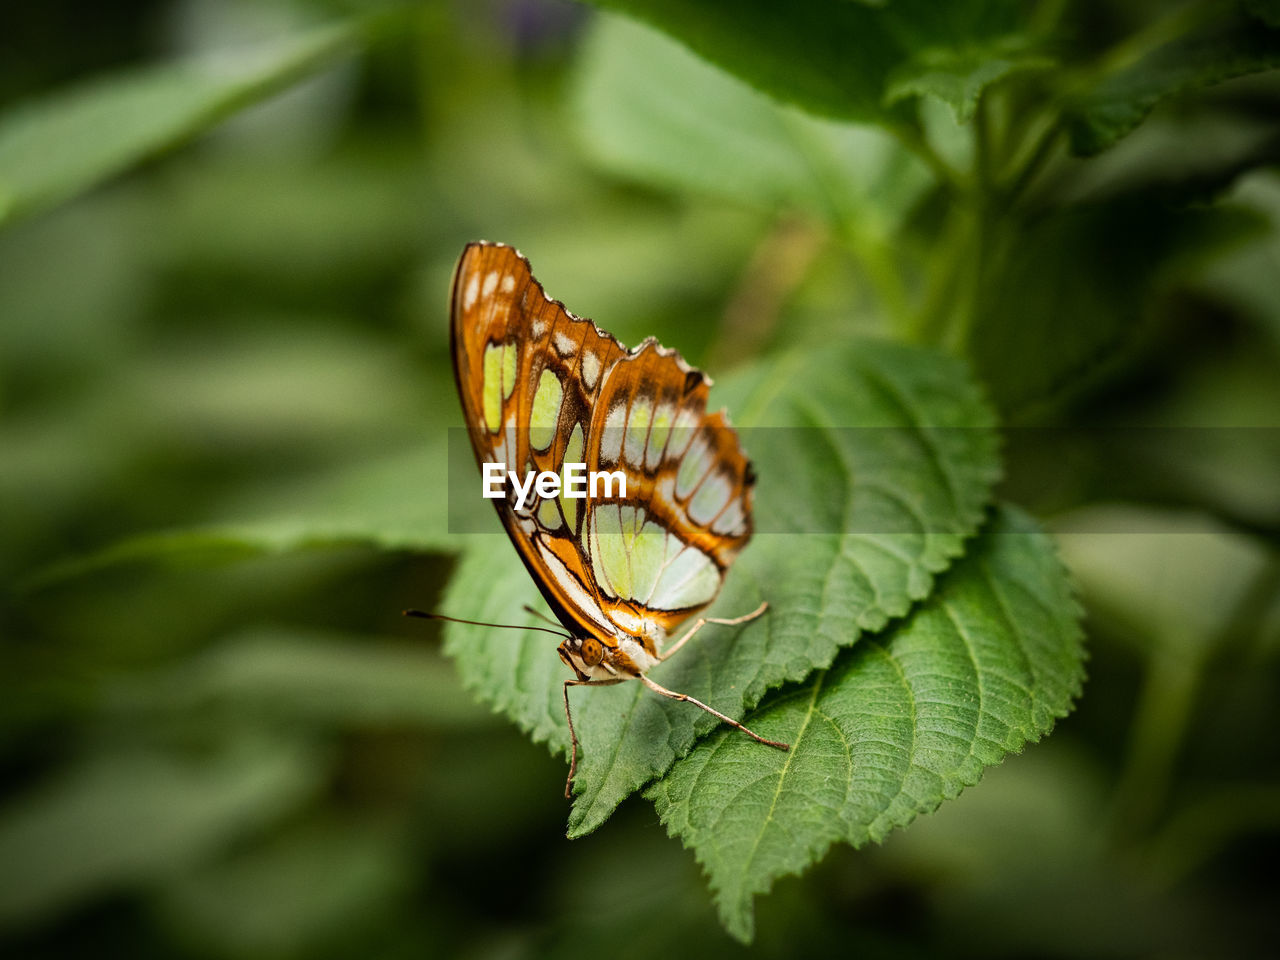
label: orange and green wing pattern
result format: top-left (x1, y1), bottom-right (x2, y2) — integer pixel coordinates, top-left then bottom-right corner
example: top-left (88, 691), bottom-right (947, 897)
top-left (449, 241), bottom-right (754, 648)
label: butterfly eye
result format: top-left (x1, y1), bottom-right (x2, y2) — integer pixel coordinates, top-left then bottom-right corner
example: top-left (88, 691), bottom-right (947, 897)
top-left (579, 638), bottom-right (603, 666)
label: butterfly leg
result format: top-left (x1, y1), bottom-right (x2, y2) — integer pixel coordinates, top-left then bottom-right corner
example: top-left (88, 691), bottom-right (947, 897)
top-left (639, 674), bottom-right (789, 751)
top-left (562, 677), bottom-right (624, 799)
top-left (658, 600), bottom-right (768, 663)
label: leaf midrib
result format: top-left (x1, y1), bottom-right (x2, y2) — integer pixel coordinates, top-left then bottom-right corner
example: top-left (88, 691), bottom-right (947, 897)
top-left (857, 363), bottom-right (964, 520)
top-left (571, 680), bottom-right (647, 826)
top-left (731, 671), bottom-right (827, 888)
top-left (866, 638), bottom-right (919, 839)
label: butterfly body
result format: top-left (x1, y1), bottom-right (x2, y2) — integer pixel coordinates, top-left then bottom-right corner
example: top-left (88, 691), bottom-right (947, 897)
top-left (447, 241), bottom-right (787, 794)
top-left (558, 633), bottom-right (656, 682)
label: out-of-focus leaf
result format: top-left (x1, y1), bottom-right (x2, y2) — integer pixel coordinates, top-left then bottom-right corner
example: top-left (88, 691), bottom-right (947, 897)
top-left (121, 327), bottom-right (432, 450)
top-left (968, 196), bottom-right (1261, 415)
top-left (469, 206), bottom-right (769, 359)
top-left (442, 338), bottom-right (1000, 838)
top-left (1065, 12), bottom-right (1280, 156)
top-left (106, 627), bottom-right (495, 729)
top-left (3, 320), bottom-right (446, 582)
top-left (886, 40), bottom-right (1053, 123)
top-left (148, 147), bottom-right (433, 291)
top-left (879, 748), bottom-right (1194, 958)
top-left (0, 739), bottom-right (323, 928)
top-left (1058, 114), bottom-right (1280, 207)
top-left (0, 192), bottom-right (149, 369)
top-left (1198, 170), bottom-right (1280, 347)
top-left (882, 746), bottom-right (1105, 883)
top-left (156, 818), bottom-right (411, 959)
top-left (648, 505), bottom-right (1085, 942)
top-left (577, 0), bottom-right (1033, 124)
top-left (25, 445), bottom-right (454, 588)
top-left (0, 22), bottom-right (359, 227)
top-left (1051, 505), bottom-right (1274, 852)
top-left (1053, 504), bottom-right (1272, 659)
top-left (574, 16), bottom-right (931, 232)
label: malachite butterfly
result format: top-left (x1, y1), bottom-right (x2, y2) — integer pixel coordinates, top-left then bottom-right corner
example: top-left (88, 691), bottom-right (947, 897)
top-left (423, 241), bottom-right (787, 796)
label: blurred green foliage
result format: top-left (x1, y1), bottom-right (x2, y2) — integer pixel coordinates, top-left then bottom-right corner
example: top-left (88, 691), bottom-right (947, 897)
top-left (2, 0), bottom-right (1279, 956)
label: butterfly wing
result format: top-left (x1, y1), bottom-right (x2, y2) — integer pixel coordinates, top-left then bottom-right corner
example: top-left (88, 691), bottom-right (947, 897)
top-left (450, 241), bottom-right (753, 648)
top-left (581, 340), bottom-right (753, 641)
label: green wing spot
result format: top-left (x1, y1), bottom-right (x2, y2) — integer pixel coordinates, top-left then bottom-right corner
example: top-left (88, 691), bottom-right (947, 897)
top-left (625, 397), bottom-right (653, 464)
top-left (482, 344), bottom-right (503, 433)
top-left (501, 342), bottom-right (517, 399)
top-left (530, 369), bottom-right (563, 451)
top-left (537, 497), bottom-right (563, 531)
top-left (594, 505), bottom-right (631, 598)
top-left (561, 423), bottom-right (585, 529)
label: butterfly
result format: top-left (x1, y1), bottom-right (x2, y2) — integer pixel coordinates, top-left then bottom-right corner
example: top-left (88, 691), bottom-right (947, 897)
top-left (415, 241), bottom-right (788, 797)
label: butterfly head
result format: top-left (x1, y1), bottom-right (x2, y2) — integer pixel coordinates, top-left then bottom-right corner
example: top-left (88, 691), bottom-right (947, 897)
top-left (557, 635), bottom-right (606, 681)
top-left (557, 632), bottom-right (658, 682)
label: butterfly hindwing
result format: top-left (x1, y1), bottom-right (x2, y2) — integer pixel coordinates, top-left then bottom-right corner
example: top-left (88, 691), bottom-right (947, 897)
top-left (582, 342), bottom-right (753, 638)
top-left (450, 242), bottom-right (754, 650)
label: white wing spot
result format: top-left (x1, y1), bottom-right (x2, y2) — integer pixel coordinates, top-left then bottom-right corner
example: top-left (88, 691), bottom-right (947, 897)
top-left (600, 402), bottom-right (626, 463)
top-left (648, 543), bottom-right (720, 611)
top-left (553, 331), bottom-right (576, 357)
top-left (482, 271), bottom-right (499, 297)
top-left (581, 351), bottom-right (601, 390)
top-left (669, 408), bottom-right (701, 461)
top-left (464, 274), bottom-right (479, 311)
top-left (711, 497), bottom-right (745, 536)
top-left (500, 274), bottom-right (516, 293)
top-left (689, 471), bottom-right (733, 525)
top-left (532, 317), bottom-right (548, 339)
top-left (676, 434), bottom-right (713, 499)
top-left (624, 396), bottom-right (653, 468)
top-left (646, 403), bottom-right (675, 470)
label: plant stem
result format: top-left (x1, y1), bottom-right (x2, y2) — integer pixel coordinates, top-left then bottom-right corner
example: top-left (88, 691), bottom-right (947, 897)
top-left (1107, 647), bottom-right (1202, 845)
top-left (777, 111), bottom-right (911, 328)
top-left (1092, 0), bottom-right (1219, 79)
top-left (890, 121), bottom-right (965, 194)
top-left (974, 94), bottom-right (994, 194)
top-left (1001, 113), bottom-right (1064, 203)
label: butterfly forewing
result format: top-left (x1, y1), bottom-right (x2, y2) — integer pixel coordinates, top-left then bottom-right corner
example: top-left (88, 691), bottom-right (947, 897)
top-left (450, 241), bottom-right (754, 650)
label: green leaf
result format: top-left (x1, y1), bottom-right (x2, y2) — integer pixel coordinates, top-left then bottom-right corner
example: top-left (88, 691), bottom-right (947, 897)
top-left (968, 195), bottom-right (1261, 415)
top-left (442, 339), bottom-right (1000, 837)
top-left (0, 738), bottom-right (323, 927)
top-left (24, 445), bottom-right (454, 590)
top-left (885, 40), bottom-right (1054, 123)
top-left (577, 0), bottom-right (1033, 124)
top-left (647, 504), bottom-right (1085, 943)
top-left (106, 627), bottom-right (496, 730)
top-left (0, 21), bottom-right (359, 227)
top-left (574, 15), bottom-right (931, 230)
top-left (1066, 12), bottom-right (1280, 156)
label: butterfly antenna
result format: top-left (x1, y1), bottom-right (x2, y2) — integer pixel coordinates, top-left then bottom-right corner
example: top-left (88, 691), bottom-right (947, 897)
top-left (403, 609), bottom-right (571, 640)
top-left (522, 605), bottom-right (566, 630)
